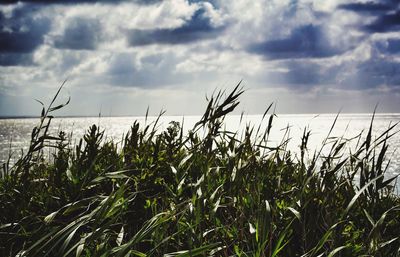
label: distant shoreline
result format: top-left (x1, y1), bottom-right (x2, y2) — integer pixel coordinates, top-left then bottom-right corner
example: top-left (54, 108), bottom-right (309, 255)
top-left (1, 112), bottom-right (400, 120)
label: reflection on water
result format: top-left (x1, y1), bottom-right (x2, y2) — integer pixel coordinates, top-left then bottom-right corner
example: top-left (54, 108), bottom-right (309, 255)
top-left (1, 113), bottom-right (399, 189)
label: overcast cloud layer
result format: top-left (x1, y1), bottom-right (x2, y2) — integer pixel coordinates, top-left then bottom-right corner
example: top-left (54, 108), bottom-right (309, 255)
top-left (0, 0), bottom-right (400, 116)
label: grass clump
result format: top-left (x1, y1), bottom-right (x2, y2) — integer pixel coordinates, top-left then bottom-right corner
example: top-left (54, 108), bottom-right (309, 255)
top-left (0, 83), bottom-right (400, 256)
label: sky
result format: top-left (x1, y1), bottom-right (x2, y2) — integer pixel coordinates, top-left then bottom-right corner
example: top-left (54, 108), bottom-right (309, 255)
top-left (0, 0), bottom-right (400, 116)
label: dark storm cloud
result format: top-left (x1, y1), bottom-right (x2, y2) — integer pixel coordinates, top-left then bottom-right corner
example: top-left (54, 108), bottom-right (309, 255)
top-left (337, 1), bottom-right (400, 33)
top-left (53, 18), bottom-right (101, 50)
top-left (254, 44), bottom-right (400, 89)
top-left (0, 23), bottom-right (48, 53)
top-left (0, 53), bottom-right (32, 66)
top-left (0, 6), bottom-right (50, 66)
top-left (0, 0), bottom-right (160, 5)
top-left (189, 0), bottom-right (219, 7)
top-left (340, 58), bottom-right (400, 89)
top-left (247, 25), bottom-right (344, 59)
top-left (386, 39), bottom-right (400, 53)
top-left (363, 10), bottom-right (400, 33)
top-left (127, 8), bottom-right (225, 46)
top-left (298, 57), bottom-right (400, 90)
top-left (0, 5), bottom-right (49, 53)
top-left (375, 38), bottom-right (400, 54)
top-left (337, 2), bottom-right (393, 13)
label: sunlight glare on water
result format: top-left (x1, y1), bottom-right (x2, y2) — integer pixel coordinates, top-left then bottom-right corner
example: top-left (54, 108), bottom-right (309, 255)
top-left (1, 113), bottom-right (399, 190)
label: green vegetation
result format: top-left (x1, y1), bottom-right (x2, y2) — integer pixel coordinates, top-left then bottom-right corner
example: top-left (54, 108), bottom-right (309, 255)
top-left (1, 83), bottom-right (399, 256)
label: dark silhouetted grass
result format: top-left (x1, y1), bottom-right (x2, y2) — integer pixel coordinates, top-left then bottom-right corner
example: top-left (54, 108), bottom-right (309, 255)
top-left (0, 83), bottom-right (399, 256)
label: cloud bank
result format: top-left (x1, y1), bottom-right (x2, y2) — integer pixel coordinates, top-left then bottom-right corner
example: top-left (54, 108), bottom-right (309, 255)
top-left (0, 0), bottom-right (400, 115)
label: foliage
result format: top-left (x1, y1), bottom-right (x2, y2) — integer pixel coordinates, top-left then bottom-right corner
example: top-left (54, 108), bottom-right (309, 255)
top-left (1, 82), bottom-right (399, 256)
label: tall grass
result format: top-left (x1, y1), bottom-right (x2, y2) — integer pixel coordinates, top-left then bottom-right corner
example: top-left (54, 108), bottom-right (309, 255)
top-left (0, 83), bottom-right (399, 256)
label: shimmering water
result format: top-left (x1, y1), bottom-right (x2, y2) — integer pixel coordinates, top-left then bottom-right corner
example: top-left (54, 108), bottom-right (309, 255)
top-left (1, 114), bottom-right (399, 190)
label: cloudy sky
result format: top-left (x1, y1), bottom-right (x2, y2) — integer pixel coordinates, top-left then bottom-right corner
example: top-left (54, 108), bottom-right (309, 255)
top-left (0, 0), bottom-right (399, 116)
